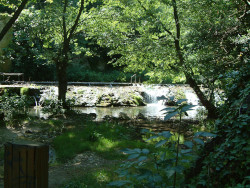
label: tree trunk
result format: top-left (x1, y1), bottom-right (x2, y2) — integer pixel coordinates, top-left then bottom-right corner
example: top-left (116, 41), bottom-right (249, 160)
top-left (172, 0), bottom-right (218, 119)
top-left (54, 0), bottom-right (84, 108)
top-left (56, 59), bottom-right (68, 108)
top-left (0, 0), bottom-right (29, 42)
top-left (185, 73), bottom-right (218, 118)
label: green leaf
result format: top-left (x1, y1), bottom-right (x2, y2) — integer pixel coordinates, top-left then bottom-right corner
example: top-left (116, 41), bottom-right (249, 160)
top-left (181, 105), bottom-right (196, 113)
top-left (169, 96), bottom-right (175, 101)
top-left (184, 141), bottom-right (194, 148)
top-left (128, 153), bottom-right (140, 159)
top-left (181, 149), bottom-right (192, 154)
top-left (155, 139), bottom-right (167, 147)
top-left (147, 135), bottom-right (159, 141)
top-left (193, 138), bottom-right (204, 145)
top-left (142, 149), bottom-right (150, 154)
top-left (177, 99), bottom-right (187, 104)
top-left (161, 107), bottom-right (176, 112)
top-left (141, 129), bottom-right (150, 133)
top-left (164, 111), bottom-right (178, 120)
top-left (137, 156), bottom-right (147, 162)
top-left (108, 180), bottom-right (132, 186)
top-left (195, 131), bottom-right (216, 137)
top-left (166, 169), bottom-right (175, 178)
top-left (160, 131), bottom-right (172, 139)
top-left (122, 148), bottom-right (140, 154)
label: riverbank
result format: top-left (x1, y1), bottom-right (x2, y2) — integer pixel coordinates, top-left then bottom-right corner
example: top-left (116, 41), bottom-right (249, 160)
top-left (0, 111), bottom-right (202, 187)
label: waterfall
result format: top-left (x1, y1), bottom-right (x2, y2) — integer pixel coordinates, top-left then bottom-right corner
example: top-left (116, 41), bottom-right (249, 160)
top-left (142, 86), bottom-right (171, 104)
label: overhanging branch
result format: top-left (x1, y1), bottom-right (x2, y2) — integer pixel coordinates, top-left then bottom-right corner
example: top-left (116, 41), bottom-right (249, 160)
top-left (0, 0), bottom-right (29, 42)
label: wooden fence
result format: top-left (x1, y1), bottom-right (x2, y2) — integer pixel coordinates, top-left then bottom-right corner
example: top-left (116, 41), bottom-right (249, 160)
top-left (4, 142), bottom-right (49, 188)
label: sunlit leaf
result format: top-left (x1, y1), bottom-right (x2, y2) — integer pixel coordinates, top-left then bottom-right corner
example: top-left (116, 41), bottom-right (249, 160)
top-left (155, 139), bottom-right (167, 147)
top-left (177, 99), bottom-right (187, 104)
top-left (181, 105), bottom-right (196, 113)
top-left (164, 111), bottom-right (178, 120)
top-left (166, 169), bottom-right (175, 178)
top-left (146, 135), bottom-right (159, 141)
top-left (160, 131), bottom-right (172, 138)
top-left (161, 107), bottom-right (176, 112)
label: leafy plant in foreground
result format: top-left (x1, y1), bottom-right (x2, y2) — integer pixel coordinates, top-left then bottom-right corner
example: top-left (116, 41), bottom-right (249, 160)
top-left (109, 98), bottom-right (216, 187)
top-left (0, 93), bottom-right (32, 126)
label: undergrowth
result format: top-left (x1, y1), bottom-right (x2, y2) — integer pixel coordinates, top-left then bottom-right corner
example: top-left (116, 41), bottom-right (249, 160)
top-left (60, 166), bottom-right (120, 188)
top-left (53, 121), bottom-right (155, 163)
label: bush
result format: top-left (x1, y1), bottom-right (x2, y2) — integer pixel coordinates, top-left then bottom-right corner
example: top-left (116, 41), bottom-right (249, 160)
top-left (0, 93), bottom-right (33, 126)
top-left (20, 87), bottom-right (29, 96)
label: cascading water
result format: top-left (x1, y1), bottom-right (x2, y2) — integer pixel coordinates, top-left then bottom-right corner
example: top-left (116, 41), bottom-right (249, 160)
top-left (142, 85), bottom-right (201, 119)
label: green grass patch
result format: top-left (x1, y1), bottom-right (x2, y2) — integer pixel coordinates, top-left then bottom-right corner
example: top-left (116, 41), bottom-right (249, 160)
top-left (53, 121), bottom-right (155, 162)
top-left (60, 166), bottom-right (120, 188)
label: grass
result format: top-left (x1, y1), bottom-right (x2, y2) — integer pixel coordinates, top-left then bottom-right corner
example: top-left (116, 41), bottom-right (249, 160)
top-left (60, 166), bottom-right (120, 188)
top-left (53, 121), bottom-right (156, 163)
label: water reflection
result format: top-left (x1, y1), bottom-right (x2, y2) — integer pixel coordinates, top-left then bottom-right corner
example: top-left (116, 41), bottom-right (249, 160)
top-left (74, 103), bottom-right (166, 121)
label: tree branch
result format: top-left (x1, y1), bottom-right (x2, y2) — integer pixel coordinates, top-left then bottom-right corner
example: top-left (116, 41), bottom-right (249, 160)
top-left (68, 0), bottom-right (84, 41)
top-left (242, 0), bottom-right (250, 8)
top-left (172, 0), bottom-right (180, 40)
top-left (136, 0), bottom-right (175, 39)
top-left (62, 0), bottom-right (68, 44)
top-left (0, 0), bottom-right (29, 42)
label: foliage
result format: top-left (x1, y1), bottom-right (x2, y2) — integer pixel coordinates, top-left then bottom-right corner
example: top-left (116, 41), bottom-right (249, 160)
top-left (109, 99), bottom-right (216, 187)
top-left (86, 0), bottom-right (248, 117)
top-left (186, 81), bottom-right (250, 187)
top-left (41, 96), bottom-right (77, 115)
top-left (67, 67), bottom-right (126, 82)
top-left (0, 93), bottom-right (32, 126)
top-left (20, 87), bottom-right (29, 96)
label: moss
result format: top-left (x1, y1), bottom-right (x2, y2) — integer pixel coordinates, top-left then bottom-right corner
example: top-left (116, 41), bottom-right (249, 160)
top-left (20, 87), bottom-right (30, 96)
top-left (4, 87), bottom-right (20, 95)
top-left (131, 94), bottom-right (145, 106)
top-left (175, 88), bottom-right (186, 100)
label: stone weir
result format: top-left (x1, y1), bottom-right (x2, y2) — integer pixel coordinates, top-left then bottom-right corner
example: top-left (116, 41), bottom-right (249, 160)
top-left (0, 83), bottom-right (197, 108)
top-left (0, 81), bottom-right (134, 86)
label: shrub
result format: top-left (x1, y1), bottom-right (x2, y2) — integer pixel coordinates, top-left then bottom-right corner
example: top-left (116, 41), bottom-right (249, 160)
top-left (20, 87), bottom-right (29, 96)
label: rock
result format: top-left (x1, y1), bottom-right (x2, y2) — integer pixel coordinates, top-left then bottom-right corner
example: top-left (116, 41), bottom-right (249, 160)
top-left (118, 112), bottom-right (130, 120)
top-left (136, 113), bottom-right (147, 120)
top-left (25, 130), bottom-right (33, 134)
top-left (164, 100), bottom-right (176, 106)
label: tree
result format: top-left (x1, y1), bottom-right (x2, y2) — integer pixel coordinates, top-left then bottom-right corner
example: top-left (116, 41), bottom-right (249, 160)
top-left (85, 0), bottom-right (216, 118)
top-left (19, 0), bottom-right (87, 106)
top-left (0, 0), bottom-right (29, 42)
top-left (52, 0), bottom-right (84, 105)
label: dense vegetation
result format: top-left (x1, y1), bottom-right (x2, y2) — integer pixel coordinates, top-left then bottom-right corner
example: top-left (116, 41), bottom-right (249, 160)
top-left (0, 0), bottom-right (249, 187)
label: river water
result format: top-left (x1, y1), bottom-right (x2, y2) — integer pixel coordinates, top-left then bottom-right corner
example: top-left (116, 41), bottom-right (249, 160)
top-left (30, 84), bottom-right (207, 121)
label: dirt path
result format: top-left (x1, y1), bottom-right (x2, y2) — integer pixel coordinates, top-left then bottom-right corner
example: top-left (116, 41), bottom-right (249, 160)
top-left (49, 151), bottom-right (117, 187)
